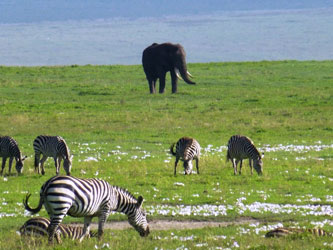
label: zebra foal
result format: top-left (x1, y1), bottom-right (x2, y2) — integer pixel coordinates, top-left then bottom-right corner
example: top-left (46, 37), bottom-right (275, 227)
top-left (0, 136), bottom-right (27, 175)
top-left (170, 137), bottom-right (200, 176)
top-left (23, 175), bottom-right (150, 243)
top-left (20, 217), bottom-right (97, 240)
top-left (226, 135), bottom-right (263, 175)
top-left (33, 135), bottom-right (72, 176)
top-left (265, 227), bottom-right (333, 237)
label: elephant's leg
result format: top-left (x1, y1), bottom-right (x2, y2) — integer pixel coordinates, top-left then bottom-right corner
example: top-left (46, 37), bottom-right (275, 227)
top-left (148, 79), bottom-right (156, 94)
top-left (158, 72), bottom-right (167, 94)
top-left (170, 70), bottom-right (178, 93)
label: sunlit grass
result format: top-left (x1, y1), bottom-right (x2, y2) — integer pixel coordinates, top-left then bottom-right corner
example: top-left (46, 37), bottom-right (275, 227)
top-left (0, 61), bottom-right (332, 249)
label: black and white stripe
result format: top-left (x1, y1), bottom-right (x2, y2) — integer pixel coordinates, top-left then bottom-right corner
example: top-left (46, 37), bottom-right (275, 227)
top-left (265, 227), bottom-right (333, 238)
top-left (170, 137), bottom-right (200, 176)
top-left (33, 135), bottom-right (72, 176)
top-left (19, 217), bottom-right (97, 240)
top-left (226, 135), bottom-right (263, 175)
top-left (23, 175), bottom-right (150, 243)
top-left (0, 136), bottom-right (27, 175)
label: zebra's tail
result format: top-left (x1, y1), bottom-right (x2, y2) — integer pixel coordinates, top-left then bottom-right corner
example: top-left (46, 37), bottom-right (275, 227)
top-left (226, 150), bottom-right (231, 163)
top-left (170, 143), bottom-right (176, 156)
top-left (23, 193), bottom-right (44, 214)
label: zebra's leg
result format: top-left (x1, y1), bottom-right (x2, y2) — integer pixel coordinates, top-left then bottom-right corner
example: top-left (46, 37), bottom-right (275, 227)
top-left (79, 216), bottom-right (93, 242)
top-left (232, 159), bottom-right (238, 175)
top-left (249, 159), bottom-right (253, 175)
top-left (174, 157), bottom-right (180, 176)
top-left (239, 160), bottom-right (243, 175)
top-left (48, 217), bottom-right (63, 244)
top-left (195, 158), bottom-right (199, 174)
top-left (40, 155), bottom-right (48, 175)
top-left (97, 211), bottom-right (111, 240)
top-left (8, 157), bottom-right (14, 175)
top-left (34, 153), bottom-right (41, 174)
top-left (54, 156), bottom-right (61, 175)
top-left (0, 157), bottom-right (7, 175)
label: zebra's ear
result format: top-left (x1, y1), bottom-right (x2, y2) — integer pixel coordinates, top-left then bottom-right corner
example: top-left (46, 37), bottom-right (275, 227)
top-left (137, 196), bottom-right (144, 208)
top-left (22, 155), bottom-right (28, 161)
top-left (261, 153), bottom-right (265, 159)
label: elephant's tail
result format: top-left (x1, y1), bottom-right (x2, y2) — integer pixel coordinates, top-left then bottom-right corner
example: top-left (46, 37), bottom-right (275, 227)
top-left (175, 68), bottom-right (196, 85)
top-left (170, 143), bottom-right (177, 156)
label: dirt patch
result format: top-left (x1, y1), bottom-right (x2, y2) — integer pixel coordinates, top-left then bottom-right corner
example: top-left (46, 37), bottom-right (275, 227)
top-left (83, 217), bottom-right (260, 231)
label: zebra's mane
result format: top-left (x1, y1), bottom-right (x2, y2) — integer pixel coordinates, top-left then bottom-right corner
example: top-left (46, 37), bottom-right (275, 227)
top-left (112, 185), bottom-right (138, 202)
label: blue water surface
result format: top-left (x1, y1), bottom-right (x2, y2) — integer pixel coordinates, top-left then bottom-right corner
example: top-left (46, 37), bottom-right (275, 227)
top-left (0, 8), bottom-right (332, 65)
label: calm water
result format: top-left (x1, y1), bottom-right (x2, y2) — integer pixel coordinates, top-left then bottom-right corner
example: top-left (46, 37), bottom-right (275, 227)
top-left (0, 8), bottom-right (332, 66)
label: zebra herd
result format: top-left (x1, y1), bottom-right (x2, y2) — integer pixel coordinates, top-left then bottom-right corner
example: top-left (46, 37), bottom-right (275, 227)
top-left (0, 133), bottom-right (266, 244)
top-left (1, 134), bottom-right (263, 177)
top-left (3, 134), bottom-right (330, 243)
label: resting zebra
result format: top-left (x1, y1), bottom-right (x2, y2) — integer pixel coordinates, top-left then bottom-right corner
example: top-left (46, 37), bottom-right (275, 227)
top-left (20, 217), bottom-right (97, 240)
top-left (23, 175), bottom-right (150, 243)
top-left (0, 136), bottom-right (27, 175)
top-left (265, 227), bottom-right (333, 237)
top-left (33, 135), bottom-right (72, 176)
top-left (170, 137), bottom-right (200, 176)
top-left (226, 135), bottom-right (264, 175)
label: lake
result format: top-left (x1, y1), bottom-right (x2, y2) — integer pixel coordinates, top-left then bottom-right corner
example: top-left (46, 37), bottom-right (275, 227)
top-left (0, 8), bottom-right (332, 66)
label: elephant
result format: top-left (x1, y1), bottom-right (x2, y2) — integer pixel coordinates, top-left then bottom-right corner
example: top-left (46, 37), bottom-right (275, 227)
top-left (142, 42), bottom-right (195, 94)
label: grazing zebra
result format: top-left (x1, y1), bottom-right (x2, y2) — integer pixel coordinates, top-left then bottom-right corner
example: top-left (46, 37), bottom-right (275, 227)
top-left (265, 227), bottom-right (333, 237)
top-left (0, 136), bottom-right (27, 175)
top-left (23, 175), bottom-right (150, 243)
top-left (226, 135), bottom-right (264, 175)
top-left (170, 137), bottom-right (200, 176)
top-left (20, 217), bottom-right (97, 241)
top-left (33, 135), bottom-right (72, 176)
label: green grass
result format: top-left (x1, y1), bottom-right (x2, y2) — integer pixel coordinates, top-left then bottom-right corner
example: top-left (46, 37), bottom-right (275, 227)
top-left (0, 60), bottom-right (332, 249)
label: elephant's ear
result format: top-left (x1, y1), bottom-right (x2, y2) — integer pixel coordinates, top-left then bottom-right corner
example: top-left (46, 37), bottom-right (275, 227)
top-left (167, 45), bottom-right (179, 55)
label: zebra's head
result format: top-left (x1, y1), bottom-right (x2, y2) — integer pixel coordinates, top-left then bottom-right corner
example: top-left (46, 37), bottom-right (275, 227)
top-left (63, 155), bottom-right (73, 176)
top-left (15, 155), bottom-right (27, 174)
top-left (128, 196), bottom-right (150, 237)
top-left (183, 160), bottom-right (193, 175)
top-left (253, 155), bottom-right (263, 175)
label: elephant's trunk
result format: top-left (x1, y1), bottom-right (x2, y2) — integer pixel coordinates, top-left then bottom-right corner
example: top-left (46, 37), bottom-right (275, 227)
top-left (174, 59), bottom-right (195, 85)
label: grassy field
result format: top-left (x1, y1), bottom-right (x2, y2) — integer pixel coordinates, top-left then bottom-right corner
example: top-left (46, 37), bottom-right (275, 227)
top-left (0, 60), bottom-right (332, 249)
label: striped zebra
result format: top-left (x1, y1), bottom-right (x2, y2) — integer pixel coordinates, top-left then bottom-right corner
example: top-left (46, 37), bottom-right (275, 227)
top-left (33, 135), bottom-right (72, 176)
top-left (20, 217), bottom-right (97, 241)
top-left (226, 135), bottom-right (264, 175)
top-left (0, 136), bottom-right (27, 175)
top-left (170, 137), bottom-right (200, 176)
top-left (23, 175), bottom-right (150, 243)
top-left (265, 227), bottom-right (333, 237)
